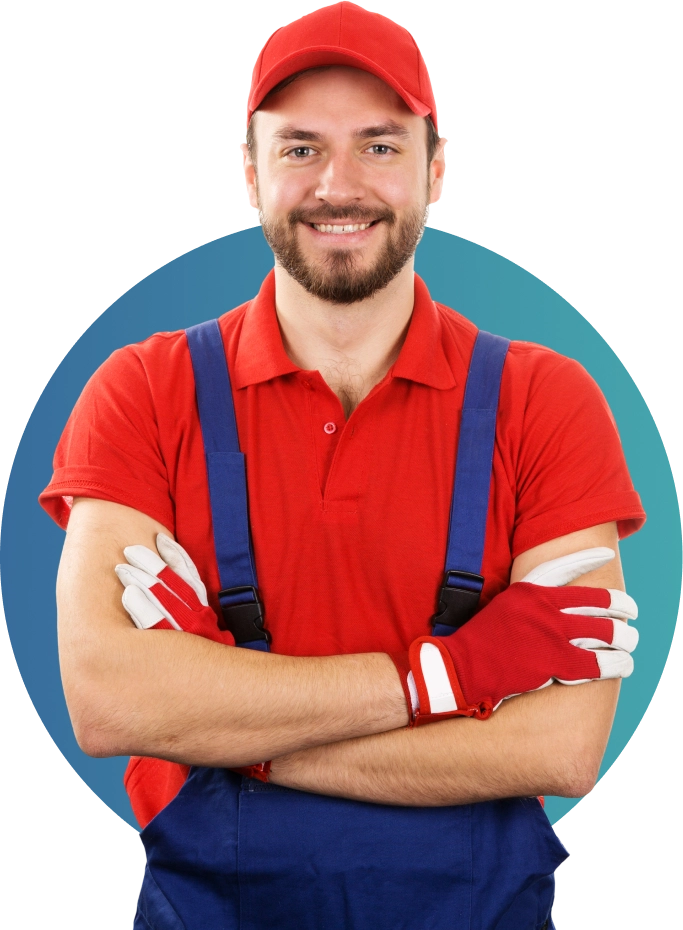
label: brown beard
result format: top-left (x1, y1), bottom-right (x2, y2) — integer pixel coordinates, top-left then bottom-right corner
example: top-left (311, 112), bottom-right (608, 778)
top-left (259, 201), bottom-right (429, 304)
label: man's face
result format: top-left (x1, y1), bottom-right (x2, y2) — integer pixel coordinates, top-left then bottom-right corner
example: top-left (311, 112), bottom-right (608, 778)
top-left (243, 67), bottom-right (445, 304)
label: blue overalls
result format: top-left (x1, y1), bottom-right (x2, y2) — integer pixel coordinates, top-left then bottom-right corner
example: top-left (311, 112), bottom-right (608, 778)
top-left (133, 323), bottom-right (568, 930)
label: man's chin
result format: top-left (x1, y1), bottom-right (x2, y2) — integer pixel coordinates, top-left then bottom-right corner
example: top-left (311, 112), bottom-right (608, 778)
top-left (282, 252), bottom-right (398, 305)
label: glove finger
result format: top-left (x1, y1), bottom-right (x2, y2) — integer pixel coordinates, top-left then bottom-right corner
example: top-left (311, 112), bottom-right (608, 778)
top-left (122, 583), bottom-right (181, 631)
top-left (521, 547), bottom-right (615, 586)
top-left (134, 576), bottom-right (226, 641)
top-left (609, 589), bottom-right (638, 620)
top-left (561, 605), bottom-right (634, 620)
top-left (123, 544), bottom-right (167, 577)
top-left (116, 564), bottom-right (198, 631)
top-left (612, 619), bottom-right (639, 651)
top-left (560, 651), bottom-right (602, 682)
top-left (570, 621), bottom-right (638, 654)
top-left (115, 563), bottom-right (165, 593)
top-left (123, 543), bottom-right (204, 611)
top-left (534, 583), bottom-right (612, 611)
top-left (558, 640), bottom-right (634, 681)
top-left (561, 588), bottom-right (638, 622)
top-left (561, 612), bottom-right (612, 645)
top-left (156, 534), bottom-right (209, 606)
top-left (561, 614), bottom-right (639, 651)
top-left (589, 648), bottom-right (634, 679)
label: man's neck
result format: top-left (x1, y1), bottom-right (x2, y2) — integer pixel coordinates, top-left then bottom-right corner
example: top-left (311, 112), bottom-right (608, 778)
top-left (273, 262), bottom-right (416, 418)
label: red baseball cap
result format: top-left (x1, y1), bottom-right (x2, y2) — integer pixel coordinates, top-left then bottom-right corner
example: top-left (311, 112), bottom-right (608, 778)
top-left (248, 2), bottom-right (438, 131)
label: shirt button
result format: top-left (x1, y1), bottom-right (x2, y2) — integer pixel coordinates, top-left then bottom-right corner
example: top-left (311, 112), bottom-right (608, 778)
top-left (323, 422), bottom-right (337, 434)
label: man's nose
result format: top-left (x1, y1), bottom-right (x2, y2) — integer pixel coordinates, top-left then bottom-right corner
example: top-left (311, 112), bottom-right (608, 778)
top-left (314, 152), bottom-right (367, 206)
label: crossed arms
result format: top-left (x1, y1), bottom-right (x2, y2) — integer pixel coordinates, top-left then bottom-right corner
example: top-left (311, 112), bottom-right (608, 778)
top-left (58, 497), bottom-right (624, 806)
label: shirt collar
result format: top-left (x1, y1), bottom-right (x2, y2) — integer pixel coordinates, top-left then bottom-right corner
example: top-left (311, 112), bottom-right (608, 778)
top-left (391, 274), bottom-right (456, 390)
top-left (233, 269), bottom-right (456, 391)
top-left (233, 270), bottom-right (300, 389)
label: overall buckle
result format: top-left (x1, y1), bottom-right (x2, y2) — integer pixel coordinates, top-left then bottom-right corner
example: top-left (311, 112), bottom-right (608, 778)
top-left (430, 570), bottom-right (484, 635)
top-left (217, 585), bottom-right (270, 645)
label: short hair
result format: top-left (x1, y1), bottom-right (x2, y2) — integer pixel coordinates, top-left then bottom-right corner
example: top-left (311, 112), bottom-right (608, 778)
top-left (246, 68), bottom-right (440, 166)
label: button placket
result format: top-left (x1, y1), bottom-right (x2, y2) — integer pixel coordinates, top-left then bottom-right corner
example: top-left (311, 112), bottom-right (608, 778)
top-left (305, 374), bottom-right (345, 497)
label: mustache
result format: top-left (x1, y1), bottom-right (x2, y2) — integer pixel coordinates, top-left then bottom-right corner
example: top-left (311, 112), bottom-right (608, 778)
top-left (288, 205), bottom-right (396, 227)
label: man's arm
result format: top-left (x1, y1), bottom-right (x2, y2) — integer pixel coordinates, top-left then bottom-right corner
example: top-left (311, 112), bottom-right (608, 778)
top-left (266, 522), bottom-right (625, 804)
top-left (58, 498), bottom-right (408, 765)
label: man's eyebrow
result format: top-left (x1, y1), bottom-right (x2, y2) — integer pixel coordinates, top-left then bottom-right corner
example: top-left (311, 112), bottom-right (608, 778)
top-left (272, 127), bottom-right (325, 144)
top-left (354, 122), bottom-right (411, 140)
top-left (270, 121), bottom-right (412, 145)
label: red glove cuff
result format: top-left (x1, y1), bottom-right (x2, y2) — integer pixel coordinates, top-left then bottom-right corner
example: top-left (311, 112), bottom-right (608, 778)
top-left (408, 636), bottom-right (493, 727)
top-left (390, 639), bottom-right (493, 727)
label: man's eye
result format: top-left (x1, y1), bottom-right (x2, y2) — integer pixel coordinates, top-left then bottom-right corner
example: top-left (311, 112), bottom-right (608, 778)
top-left (367, 144), bottom-right (393, 155)
top-left (289, 146), bottom-right (315, 158)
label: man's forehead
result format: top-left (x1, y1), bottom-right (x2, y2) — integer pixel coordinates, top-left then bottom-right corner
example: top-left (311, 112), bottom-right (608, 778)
top-left (255, 66), bottom-right (420, 139)
top-left (257, 66), bottom-right (420, 123)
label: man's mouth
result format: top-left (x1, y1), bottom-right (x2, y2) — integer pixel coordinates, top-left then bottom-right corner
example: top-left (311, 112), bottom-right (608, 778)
top-left (309, 221), bottom-right (377, 234)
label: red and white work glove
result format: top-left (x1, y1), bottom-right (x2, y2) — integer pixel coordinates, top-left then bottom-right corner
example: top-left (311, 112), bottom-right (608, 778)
top-left (392, 548), bottom-right (639, 726)
top-left (115, 534), bottom-right (271, 782)
top-left (115, 534), bottom-right (236, 646)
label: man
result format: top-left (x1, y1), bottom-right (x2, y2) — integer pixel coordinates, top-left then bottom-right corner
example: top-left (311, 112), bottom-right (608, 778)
top-left (40, 4), bottom-right (644, 928)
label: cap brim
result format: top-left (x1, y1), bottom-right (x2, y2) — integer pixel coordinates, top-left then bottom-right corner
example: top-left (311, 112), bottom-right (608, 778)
top-left (248, 46), bottom-right (431, 124)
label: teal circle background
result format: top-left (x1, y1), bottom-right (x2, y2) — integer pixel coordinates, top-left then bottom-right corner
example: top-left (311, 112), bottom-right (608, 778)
top-left (1, 226), bottom-right (680, 830)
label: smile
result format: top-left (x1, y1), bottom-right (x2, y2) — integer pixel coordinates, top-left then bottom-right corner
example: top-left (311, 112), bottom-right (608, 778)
top-left (310, 222), bottom-right (375, 234)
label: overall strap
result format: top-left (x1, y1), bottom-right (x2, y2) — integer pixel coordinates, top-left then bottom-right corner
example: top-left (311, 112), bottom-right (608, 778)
top-left (432, 330), bottom-right (510, 636)
top-left (185, 320), bottom-right (270, 651)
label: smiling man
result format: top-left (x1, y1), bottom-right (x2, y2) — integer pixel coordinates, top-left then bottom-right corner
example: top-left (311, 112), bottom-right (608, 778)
top-left (245, 63), bottom-right (441, 417)
top-left (251, 72), bottom-right (434, 309)
top-left (40, 4), bottom-right (645, 929)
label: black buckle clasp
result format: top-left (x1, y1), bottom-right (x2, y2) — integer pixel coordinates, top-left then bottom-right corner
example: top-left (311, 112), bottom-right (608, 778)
top-left (430, 570), bottom-right (484, 634)
top-left (217, 585), bottom-right (270, 645)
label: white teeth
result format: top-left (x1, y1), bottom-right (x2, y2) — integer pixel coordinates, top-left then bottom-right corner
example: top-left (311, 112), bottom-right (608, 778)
top-left (312, 222), bottom-right (372, 233)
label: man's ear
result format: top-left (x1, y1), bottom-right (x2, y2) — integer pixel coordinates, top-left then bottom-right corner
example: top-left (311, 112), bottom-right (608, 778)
top-left (428, 137), bottom-right (447, 205)
top-left (241, 142), bottom-right (259, 210)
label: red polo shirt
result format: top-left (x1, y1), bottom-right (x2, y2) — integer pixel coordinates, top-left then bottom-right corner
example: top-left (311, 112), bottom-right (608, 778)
top-left (40, 269), bottom-right (644, 654)
top-left (40, 270), bottom-right (644, 825)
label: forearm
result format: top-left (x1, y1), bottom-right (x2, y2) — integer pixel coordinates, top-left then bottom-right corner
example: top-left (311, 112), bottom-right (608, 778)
top-left (271, 524), bottom-right (626, 806)
top-left (269, 679), bottom-right (620, 805)
top-left (59, 500), bottom-right (408, 766)
top-left (73, 631), bottom-right (406, 766)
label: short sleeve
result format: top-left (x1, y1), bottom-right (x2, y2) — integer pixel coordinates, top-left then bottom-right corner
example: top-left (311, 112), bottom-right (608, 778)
top-left (511, 356), bottom-right (645, 557)
top-left (39, 346), bottom-right (175, 531)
